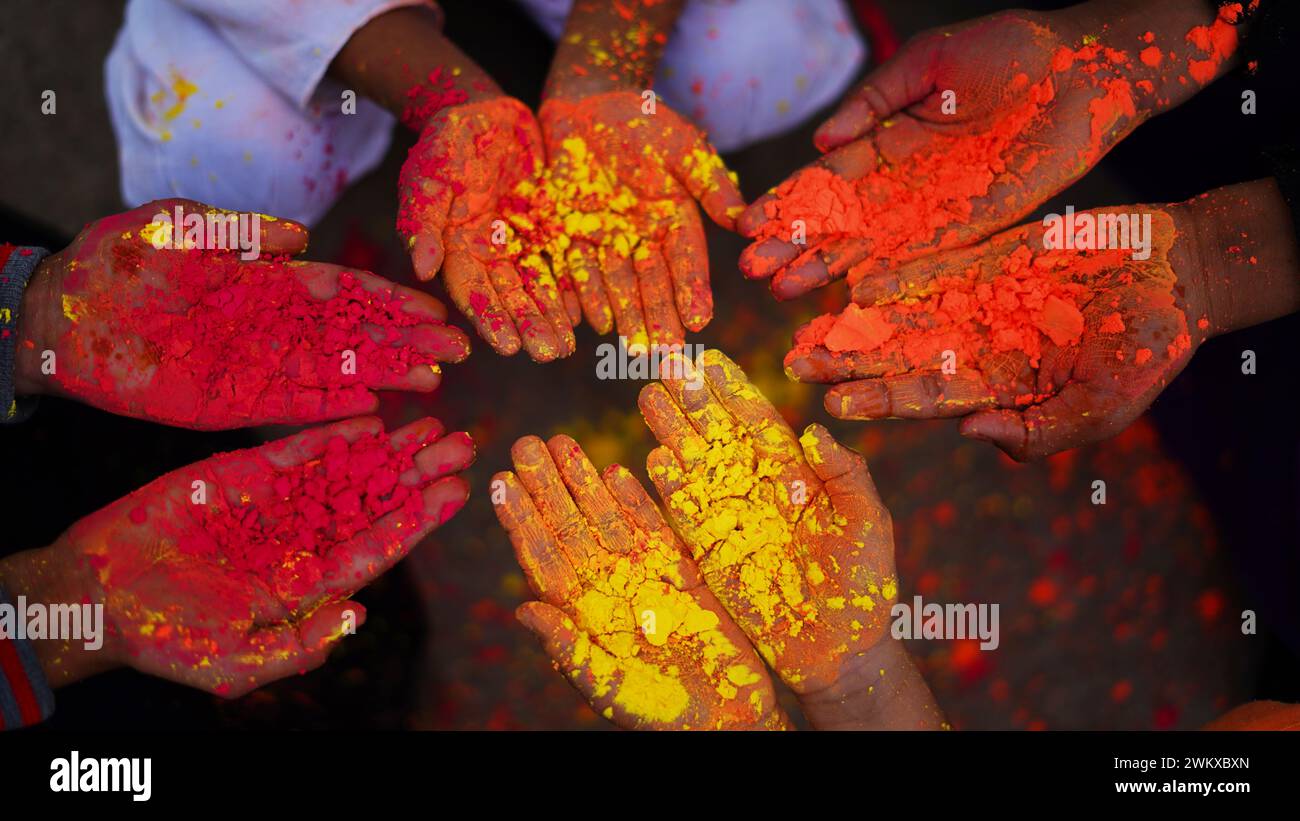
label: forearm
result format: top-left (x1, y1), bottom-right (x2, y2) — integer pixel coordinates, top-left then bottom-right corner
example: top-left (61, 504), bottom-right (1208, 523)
top-left (0, 541), bottom-right (113, 688)
top-left (797, 638), bottom-right (948, 730)
top-left (329, 5), bottom-right (503, 130)
top-left (543, 0), bottom-right (685, 101)
top-left (1178, 177), bottom-right (1300, 336)
top-left (1066, 0), bottom-right (1246, 115)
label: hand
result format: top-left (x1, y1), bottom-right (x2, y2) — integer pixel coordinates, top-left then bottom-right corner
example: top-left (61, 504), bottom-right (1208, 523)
top-left (515, 91), bottom-right (744, 347)
top-left (738, 5), bottom-right (1192, 299)
top-left (785, 206), bottom-right (1206, 461)
top-left (28, 416), bottom-right (472, 697)
top-left (15, 200), bottom-right (468, 429)
top-left (398, 97), bottom-right (577, 362)
top-left (492, 434), bottom-right (788, 729)
top-left (638, 349), bottom-right (896, 695)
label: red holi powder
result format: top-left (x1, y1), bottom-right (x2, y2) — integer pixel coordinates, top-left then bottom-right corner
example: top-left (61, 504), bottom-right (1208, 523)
top-left (1184, 4), bottom-right (1241, 85)
top-left (168, 431), bottom-right (427, 612)
top-left (755, 41), bottom-right (1136, 282)
top-left (60, 251), bottom-right (438, 426)
top-left (793, 234), bottom-right (1115, 376)
top-left (399, 68), bottom-right (470, 131)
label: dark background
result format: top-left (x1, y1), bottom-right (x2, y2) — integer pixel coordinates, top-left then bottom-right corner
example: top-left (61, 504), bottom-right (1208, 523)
top-left (0, 0), bottom-right (1296, 730)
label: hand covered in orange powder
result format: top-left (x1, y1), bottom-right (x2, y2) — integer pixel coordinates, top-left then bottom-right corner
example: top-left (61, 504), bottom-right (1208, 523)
top-left (785, 205), bottom-right (1207, 461)
top-left (638, 349), bottom-right (897, 696)
top-left (397, 97), bottom-right (577, 362)
top-left (9, 416), bottom-right (473, 696)
top-left (738, 3), bottom-right (1242, 299)
top-left (508, 91), bottom-right (744, 348)
top-left (492, 434), bottom-right (790, 730)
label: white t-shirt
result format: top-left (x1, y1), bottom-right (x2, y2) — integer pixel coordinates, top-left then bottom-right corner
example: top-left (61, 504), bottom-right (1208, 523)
top-left (105, 0), bottom-right (865, 225)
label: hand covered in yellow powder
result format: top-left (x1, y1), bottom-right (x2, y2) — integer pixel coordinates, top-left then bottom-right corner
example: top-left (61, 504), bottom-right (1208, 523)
top-left (398, 97), bottom-right (576, 362)
top-left (492, 434), bottom-right (790, 730)
top-left (517, 91), bottom-right (744, 348)
top-left (638, 349), bottom-right (897, 696)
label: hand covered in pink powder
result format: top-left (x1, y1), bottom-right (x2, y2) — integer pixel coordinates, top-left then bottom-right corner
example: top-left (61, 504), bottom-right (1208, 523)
top-left (9, 416), bottom-right (473, 697)
top-left (397, 97), bottom-right (578, 362)
top-left (14, 200), bottom-right (470, 430)
top-left (785, 205), bottom-right (1208, 461)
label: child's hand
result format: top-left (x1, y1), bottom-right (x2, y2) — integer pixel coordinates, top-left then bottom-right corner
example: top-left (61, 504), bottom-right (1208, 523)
top-left (785, 206), bottom-right (1205, 461)
top-left (638, 349), bottom-right (897, 696)
top-left (524, 91), bottom-right (744, 347)
top-left (738, 3), bottom-right (1241, 299)
top-left (26, 416), bottom-right (472, 697)
top-left (397, 97), bottom-right (576, 362)
top-left (15, 200), bottom-right (468, 429)
top-left (493, 434), bottom-right (789, 730)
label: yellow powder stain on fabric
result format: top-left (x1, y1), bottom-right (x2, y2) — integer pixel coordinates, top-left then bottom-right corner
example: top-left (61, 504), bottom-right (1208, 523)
top-left (161, 72), bottom-right (199, 122)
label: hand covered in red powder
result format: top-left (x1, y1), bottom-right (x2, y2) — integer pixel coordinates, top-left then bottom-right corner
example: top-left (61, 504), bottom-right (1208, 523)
top-left (15, 200), bottom-right (469, 430)
top-left (525, 91), bottom-right (745, 347)
top-left (786, 206), bottom-right (1208, 460)
top-left (397, 97), bottom-right (577, 362)
top-left (492, 434), bottom-right (789, 729)
top-left (638, 349), bottom-right (898, 696)
top-left (738, 9), bottom-right (1155, 299)
top-left (33, 416), bottom-right (472, 697)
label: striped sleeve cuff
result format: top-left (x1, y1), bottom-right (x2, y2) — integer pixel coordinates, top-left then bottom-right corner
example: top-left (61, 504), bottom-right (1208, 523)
top-left (0, 586), bottom-right (56, 729)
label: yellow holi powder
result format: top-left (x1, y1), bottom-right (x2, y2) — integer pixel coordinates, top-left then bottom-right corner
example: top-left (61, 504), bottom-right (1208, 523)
top-left (61, 294), bottom-right (87, 323)
top-left (161, 72), bottom-right (198, 122)
top-left (560, 522), bottom-right (765, 725)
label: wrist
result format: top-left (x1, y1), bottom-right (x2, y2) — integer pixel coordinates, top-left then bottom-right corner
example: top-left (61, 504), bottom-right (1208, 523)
top-left (797, 637), bottom-right (947, 730)
top-left (0, 539), bottom-right (115, 687)
top-left (13, 256), bottom-right (58, 396)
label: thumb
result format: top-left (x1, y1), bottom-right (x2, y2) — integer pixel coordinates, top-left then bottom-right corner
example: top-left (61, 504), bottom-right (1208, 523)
top-left (813, 34), bottom-right (944, 153)
top-left (516, 601), bottom-right (583, 673)
top-left (798, 423), bottom-right (882, 507)
top-left (409, 230), bottom-right (445, 282)
top-left (960, 405), bottom-right (1073, 463)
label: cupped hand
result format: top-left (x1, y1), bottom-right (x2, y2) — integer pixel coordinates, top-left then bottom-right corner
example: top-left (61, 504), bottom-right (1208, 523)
top-left (517, 91), bottom-right (744, 348)
top-left (492, 434), bottom-right (789, 730)
top-left (52, 416), bottom-right (473, 697)
top-left (785, 206), bottom-right (1207, 461)
top-left (18, 199), bottom-right (469, 429)
top-left (397, 97), bottom-right (575, 361)
top-left (638, 349), bottom-right (897, 695)
top-left (738, 9), bottom-right (1150, 299)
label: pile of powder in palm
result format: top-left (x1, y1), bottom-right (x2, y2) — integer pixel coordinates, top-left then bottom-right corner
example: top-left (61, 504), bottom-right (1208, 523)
top-left (792, 237), bottom-right (1124, 371)
top-left (67, 248), bottom-right (439, 424)
top-left (168, 431), bottom-right (426, 612)
top-left (752, 41), bottom-right (1137, 284)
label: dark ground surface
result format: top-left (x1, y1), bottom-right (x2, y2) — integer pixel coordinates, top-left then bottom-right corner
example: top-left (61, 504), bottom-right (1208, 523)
top-left (1, 0), bottom-right (1297, 730)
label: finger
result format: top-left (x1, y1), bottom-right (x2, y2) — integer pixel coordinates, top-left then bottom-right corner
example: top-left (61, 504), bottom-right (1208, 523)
top-left (398, 153), bottom-right (455, 280)
top-left (493, 470), bottom-right (582, 603)
top-left (737, 191), bottom-right (777, 238)
top-left (636, 248), bottom-right (687, 348)
top-left (645, 445), bottom-right (690, 514)
top-left (813, 33), bottom-right (944, 152)
top-left (547, 435), bottom-right (635, 554)
top-left (136, 198), bottom-right (311, 256)
top-left (849, 239), bottom-right (983, 306)
top-left (661, 118), bottom-right (745, 229)
top-left (323, 474), bottom-right (468, 598)
top-left (258, 416), bottom-right (385, 469)
top-left (515, 601), bottom-right (616, 719)
top-left (602, 251), bottom-right (648, 348)
top-left (797, 423), bottom-right (885, 511)
top-left (657, 352), bottom-right (736, 443)
top-left (443, 250), bottom-right (522, 356)
top-left (824, 371), bottom-right (998, 420)
top-left (565, 240), bottom-right (614, 334)
top-left (223, 600), bottom-right (365, 697)
top-left (695, 349), bottom-right (791, 439)
top-left (738, 237), bottom-right (803, 281)
top-left (770, 237), bottom-right (872, 301)
top-left (638, 381), bottom-right (708, 464)
top-left (411, 431), bottom-right (475, 482)
top-left (663, 206), bottom-right (712, 332)
top-left (517, 254), bottom-right (577, 358)
top-left (298, 265), bottom-right (452, 324)
top-left (601, 463), bottom-right (675, 544)
top-left (958, 383), bottom-right (1094, 462)
top-left (511, 435), bottom-right (599, 565)
top-left (489, 259), bottom-right (566, 363)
